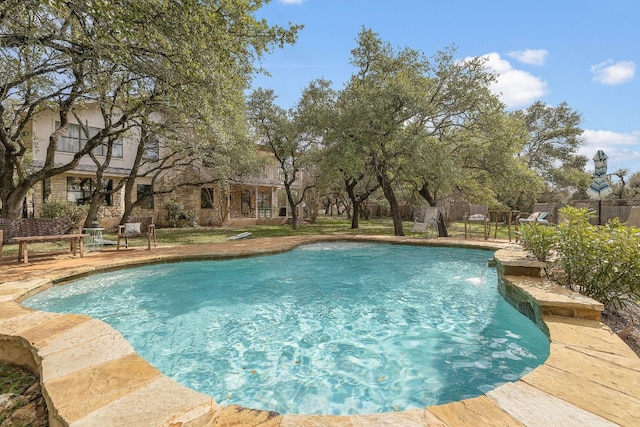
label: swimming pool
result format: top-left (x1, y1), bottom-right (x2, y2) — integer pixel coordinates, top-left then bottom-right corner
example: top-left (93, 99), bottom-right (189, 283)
top-left (24, 241), bottom-right (549, 415)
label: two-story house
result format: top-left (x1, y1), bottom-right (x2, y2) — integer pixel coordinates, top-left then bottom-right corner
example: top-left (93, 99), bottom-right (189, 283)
top-left (26, 104), bottom-right (302, 228)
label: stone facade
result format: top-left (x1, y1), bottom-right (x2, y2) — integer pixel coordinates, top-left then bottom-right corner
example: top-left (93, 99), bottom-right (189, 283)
top-left (24, 106), bottom-right (301, 227)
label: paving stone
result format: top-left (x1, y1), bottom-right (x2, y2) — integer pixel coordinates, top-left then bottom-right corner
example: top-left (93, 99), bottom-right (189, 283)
top-left (41, 325), bottom-right (136, 380)
top-left (281, 408), bottom-right (428, 426)
top-left (543, 343), bottom-right (640, 398)
top-left (544, 315), bottom-right (639, 359)
top-left (0, 306), bottom-right (58, 333)
top-left (427, 396), bottom-right (524, 426)
top-left (522, 364), bottom-right (640, 426)
top-left (17, 313), bottom-right (92, 347)
top-left (0, 302), bottom-right (31, 320)
top-left (44, 353), bottom-right (162, 423)
top-left (209, 404), bottom-right (281, 426)
top-left (38, 317), bottom-right (130, 357)
top-left (72, 376), bottom-right (217, 427)
top-left (487, 380), bottom-right (618, 426)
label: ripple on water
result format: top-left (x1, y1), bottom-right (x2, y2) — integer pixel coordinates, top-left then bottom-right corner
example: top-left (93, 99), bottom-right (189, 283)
top-left (23, 242), bottom-right (549, 415)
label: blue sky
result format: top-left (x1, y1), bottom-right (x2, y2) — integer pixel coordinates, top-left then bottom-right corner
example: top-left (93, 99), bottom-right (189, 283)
top-left (252, 0), bottom-right (639, 174)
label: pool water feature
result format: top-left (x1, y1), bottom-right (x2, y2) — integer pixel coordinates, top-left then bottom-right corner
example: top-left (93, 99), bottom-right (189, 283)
top-left (24, 242), bottom-right (549, 415)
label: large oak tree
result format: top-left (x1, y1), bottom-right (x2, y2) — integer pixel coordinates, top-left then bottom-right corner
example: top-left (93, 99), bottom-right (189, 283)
top-left (332, 28), bottom-right (534, 236)
top-left (0, 0), bottom-right (300, 218)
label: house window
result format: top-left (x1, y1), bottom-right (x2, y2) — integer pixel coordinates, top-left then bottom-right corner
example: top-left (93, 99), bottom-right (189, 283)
top-left (57, 123), bottom-right (83, 152)
top-left (55, 122), bottom-right (123, 158)
top-left (201, 187), bottom-right (214, 209)
top-left (143, 136), bottom-right (159, 161)
top-left (257, 190), bottom-right (272, 217)
top-left (67, 177), bottom-right (113, 205)
top-left (137, 184), bottom-right (154, 209)
top-left (257, 190), bottom-right (271, 209)
top-left (93, 139), bottom-right (123, 158)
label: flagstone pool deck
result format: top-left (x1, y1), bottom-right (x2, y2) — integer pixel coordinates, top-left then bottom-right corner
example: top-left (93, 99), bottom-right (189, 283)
top-left (1, 235), bottom-right (639, 426)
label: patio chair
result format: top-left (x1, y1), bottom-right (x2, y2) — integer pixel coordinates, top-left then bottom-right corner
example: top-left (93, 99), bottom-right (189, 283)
top-left (464, 204), bottom-right (489, 239)
top-left (117, 216), bottom-right (157, 250)
top-left (410, 206), bottom-right (439, 236)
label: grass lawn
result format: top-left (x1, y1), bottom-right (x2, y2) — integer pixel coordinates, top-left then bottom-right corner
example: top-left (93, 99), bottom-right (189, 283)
top-left (0, 217), bottom-right (517, 257)
top-left (0, 363), bottom-right (36, 395)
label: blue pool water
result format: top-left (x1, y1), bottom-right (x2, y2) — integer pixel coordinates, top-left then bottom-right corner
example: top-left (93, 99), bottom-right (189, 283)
top-left (24, 242), bottom-right (549, 415)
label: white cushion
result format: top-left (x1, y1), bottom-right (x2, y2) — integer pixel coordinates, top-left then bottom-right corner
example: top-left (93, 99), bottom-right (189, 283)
top-left (520, 212), bottom-right (550, 224)
top-left (124, 222), bottom-right (141, 235)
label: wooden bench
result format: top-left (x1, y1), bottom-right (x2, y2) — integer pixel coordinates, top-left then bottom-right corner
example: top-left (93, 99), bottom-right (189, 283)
top-left (0, 218), bottom-right (88, 264)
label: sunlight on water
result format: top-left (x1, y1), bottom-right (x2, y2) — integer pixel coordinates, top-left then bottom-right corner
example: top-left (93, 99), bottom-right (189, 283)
top-left (24, 242), bottom-right (549, 415)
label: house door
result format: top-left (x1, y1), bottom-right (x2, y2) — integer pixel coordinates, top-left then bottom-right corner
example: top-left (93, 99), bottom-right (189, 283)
top-left (241, 189), bottom-right (252, 216)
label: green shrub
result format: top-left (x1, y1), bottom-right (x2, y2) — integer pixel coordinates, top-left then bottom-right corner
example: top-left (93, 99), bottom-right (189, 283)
top-left (555, 207), bottom-right (640, 308)
top-left (518, 222), bottom-right (557, 261)
top-left (554, 206), bottom-right (596, 287)
top-left (41, 200), bottom-right (88, 225)
top-left (164, 202), bottom-right (197, 228)
top-left (164, 202), bottom-right (180, 228)
top-left (520, 206), bottom-right (640, 308)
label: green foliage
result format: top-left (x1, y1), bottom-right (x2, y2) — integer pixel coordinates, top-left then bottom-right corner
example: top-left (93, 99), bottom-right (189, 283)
top-left (41, 201), bottom-right (89, 225)
top-left (0, 363), bottom-right (36, 395)
top-left (518, 101), bottom-right (583, 180)
top-left (554, 206), bottom-right (596, 285)
top-left (0, 0), bottom-right (301, 219)
top-left (518, 223), bottom-right (557, 261)
top-left (163, 202), bottom-right (196, 228)
top-left (553, 207), bottom-right (640, 308)
top-left (520, 206), bottom-right (640, 307)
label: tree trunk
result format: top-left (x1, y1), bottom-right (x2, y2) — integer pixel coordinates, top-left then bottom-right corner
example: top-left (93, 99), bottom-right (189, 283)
top-left (285, 183), bottom-right (298, 230)
top-left (1, 182), bottom-right (31, 219)
top-left (378, 174), bottom-right (403, 236)
top-left (121, 177), bottom-right (136, 224)
top-left (345, 180), bottom-right (360, 229)
top-left (84, 195), bottom-right (102, 229)
top-left (351, 200), bottom-right (360, 229)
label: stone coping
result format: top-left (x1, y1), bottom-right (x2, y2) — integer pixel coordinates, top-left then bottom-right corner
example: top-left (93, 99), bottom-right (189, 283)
top-left (1, 235), bottom-right (639, 426)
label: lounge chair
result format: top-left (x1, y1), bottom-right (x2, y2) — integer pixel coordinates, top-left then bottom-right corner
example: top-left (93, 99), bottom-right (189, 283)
top-left (518, 211), bottom-right (551, 225)
top-left (229, 231), bottom-right (253, 240)
top-left (117, 216), bottom-right (157, 250)
top-left (410, 206), bottom-right (439, 236)
top-left (464, 204), bottom-right (489, 239)
top-left (518, 203), bottom-right (557, 226)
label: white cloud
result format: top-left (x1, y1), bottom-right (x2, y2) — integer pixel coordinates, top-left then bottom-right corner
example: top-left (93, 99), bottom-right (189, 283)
top-left (591, 60), bottom-right (636, 85)
top-left (479, 53), bottom-right (548, 108)
top-left (278, 0), bottom-right (306, 4)
top-left (580, 129), bottom-right (640, 172)
top-left (507, 49), bottom-right (549, 66)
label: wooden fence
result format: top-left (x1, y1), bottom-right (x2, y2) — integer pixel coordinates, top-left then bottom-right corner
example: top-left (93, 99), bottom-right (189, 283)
top-left (571, 199), bottom-right (640, 225)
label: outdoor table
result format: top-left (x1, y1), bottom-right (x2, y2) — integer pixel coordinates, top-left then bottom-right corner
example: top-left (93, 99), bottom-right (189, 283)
top-left (83, 227), bottom-right (105, 252)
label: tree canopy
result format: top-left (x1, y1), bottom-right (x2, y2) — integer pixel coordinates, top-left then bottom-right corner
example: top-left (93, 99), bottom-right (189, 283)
top-left (0, 0), bottom-right (301, 218)
top-left (315, 28), bottom-right (538, 235)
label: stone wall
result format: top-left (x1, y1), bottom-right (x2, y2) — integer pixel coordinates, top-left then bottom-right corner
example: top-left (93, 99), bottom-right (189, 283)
top-left (493, 247), bottom-right (604, 336)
